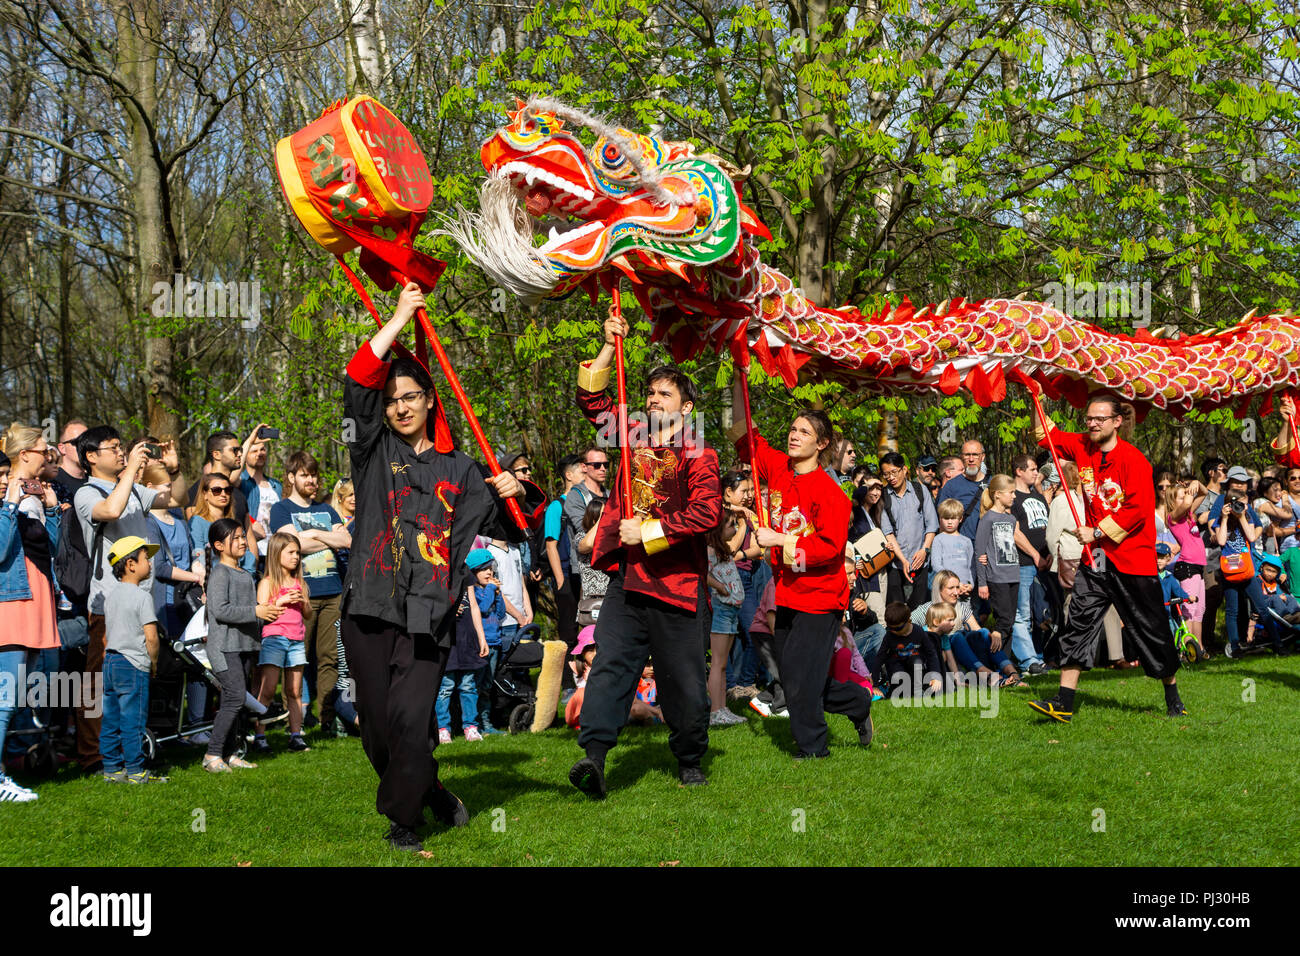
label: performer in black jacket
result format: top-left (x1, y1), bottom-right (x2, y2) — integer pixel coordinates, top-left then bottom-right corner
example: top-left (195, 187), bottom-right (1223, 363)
top-left (341, 282), bottom-right (532, 852)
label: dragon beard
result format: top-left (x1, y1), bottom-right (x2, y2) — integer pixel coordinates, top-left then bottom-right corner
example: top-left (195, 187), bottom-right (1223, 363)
top-left (436, 175), bottom-right (556, 306)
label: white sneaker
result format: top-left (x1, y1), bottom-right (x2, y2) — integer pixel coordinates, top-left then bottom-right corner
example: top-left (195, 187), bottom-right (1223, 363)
top-left (0, 774), bottom-right (38, 802)
top-left (749, 697), bottom-right (773, 718)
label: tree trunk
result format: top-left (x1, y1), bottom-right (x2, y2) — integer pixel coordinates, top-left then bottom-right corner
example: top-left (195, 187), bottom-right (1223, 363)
top-left (112, 1), bottom-right (180, 440)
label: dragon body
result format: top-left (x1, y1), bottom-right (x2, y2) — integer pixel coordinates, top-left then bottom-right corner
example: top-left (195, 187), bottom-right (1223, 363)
top-left (445, 100), bottom-right (1300, 415)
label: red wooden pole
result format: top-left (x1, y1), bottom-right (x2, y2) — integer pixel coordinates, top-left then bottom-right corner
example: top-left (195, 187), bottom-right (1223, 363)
top-left (1029, 389), bottom-right (1093, 567)
top-left (737, 357), bottom-right (767, 528)
top-left (611, 286), bottom-right (634, 516)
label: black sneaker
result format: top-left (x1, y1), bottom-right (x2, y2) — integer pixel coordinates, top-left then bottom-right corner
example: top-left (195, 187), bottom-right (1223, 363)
top-left (568, 756), bottom-right (606, 799)
top-left (679, 766), bottom-right (708, 786)
top-left (1167, 700), bottom-right (1189, 718)
top-left (386, 822), bottom-right (424, 852)
top-left (856, 714), bottom-right (874, 747)
top-left (251, 737), bottom-right (272, 753)
top-left (792, 750), bottom-right (830, 760)
top-left (288, 735), bottom-right (311, 752)
top-left (1028, 698), bottom-right (1073, 723)
top-left (304, 712), bottom-right (320, 729)
top-left (1026, 662), bottom-right (1050, 676)
top-left (426, 783), bottom-right (469, 828)
top-left (260, 702), bottom-right (288, 725)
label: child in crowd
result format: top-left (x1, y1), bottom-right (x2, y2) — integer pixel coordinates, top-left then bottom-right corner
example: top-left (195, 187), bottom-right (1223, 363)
top-left (467, 548), bottom-right (515, 735)
top-left (204, 518), bottom-right (277, 773)
top-left (436, 557), bottom-right (492, 743)
top-left (1253, 553), bottom-right (1300, 650)
top-left (880, 601), bottom-right (943, 695)
top-left (566, 628), bottom-right (661, 728)
top-left (831, 626), bottom-right (883, 701)
top-left (254, 532), bottom-right (313, 753)
top-left (913, 571), bottom-right (1022, 687)
top-left (564, 625), bottom-right (598, 730)
top-left (707, 512), bottom-right (747, 727)
top-left (975, 475), bottom-right (1021, 657)
top-left (930, 498), bottom-right (975, 593)
top-left (101, 536), bottom-right (165, 784)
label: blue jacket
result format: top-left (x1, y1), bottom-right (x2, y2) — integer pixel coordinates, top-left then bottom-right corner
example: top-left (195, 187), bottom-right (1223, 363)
top-left (0, 499), bottom-right (61, 602)
top-left (238, 470), bottom-right (283, 529)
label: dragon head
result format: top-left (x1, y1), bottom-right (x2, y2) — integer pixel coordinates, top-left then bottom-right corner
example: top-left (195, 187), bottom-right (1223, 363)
top-left (443, 99), bottom-right (770, 309)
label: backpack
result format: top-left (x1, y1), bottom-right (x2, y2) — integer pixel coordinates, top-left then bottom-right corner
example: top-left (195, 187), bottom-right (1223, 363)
top-left (880, 479), bottom-right (929, 532)
top-left (53, 485), bottom-right (107, 614)
top-left (53, 484), bottom-right (146, 614)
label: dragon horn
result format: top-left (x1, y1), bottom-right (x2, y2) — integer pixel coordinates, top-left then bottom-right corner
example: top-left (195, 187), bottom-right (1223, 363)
top-left (936, 299), bottom-right (950, 316)
top-left (1240, 307), bottom-right (1258, 323)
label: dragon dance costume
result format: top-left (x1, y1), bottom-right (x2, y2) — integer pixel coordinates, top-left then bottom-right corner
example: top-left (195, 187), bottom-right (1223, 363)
top-left (572, 360), bottom-right (722, 774)
top-left (1039, 427), bottom-right (1179, 679)
top-left (341, 341), bottom-right (527, 829)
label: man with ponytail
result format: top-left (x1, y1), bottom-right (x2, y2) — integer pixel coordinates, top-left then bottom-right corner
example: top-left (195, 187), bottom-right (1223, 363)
top-left (341, 282), bottom-right (532, 852)
top-left (1029, 396), bottom-right (1184, 722)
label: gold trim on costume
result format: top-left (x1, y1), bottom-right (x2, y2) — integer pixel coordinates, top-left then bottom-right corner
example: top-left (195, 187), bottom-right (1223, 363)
top-left (577, 361), bottom-right (610, 393)
top-left (642, 518), bottom-right (669, 554)
top-left (1099, 516), bottom-right (1128, 543)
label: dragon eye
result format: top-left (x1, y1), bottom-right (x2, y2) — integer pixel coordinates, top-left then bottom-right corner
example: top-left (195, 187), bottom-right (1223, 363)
top-left (601, 143), bottom-right (624, 168)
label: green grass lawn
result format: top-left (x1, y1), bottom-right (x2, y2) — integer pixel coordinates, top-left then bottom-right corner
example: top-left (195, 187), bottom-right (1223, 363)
top-left (4, 654), bottom-right (1300, 867)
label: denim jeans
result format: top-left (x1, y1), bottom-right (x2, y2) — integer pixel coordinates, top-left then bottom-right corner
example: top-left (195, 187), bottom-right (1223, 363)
top-left (2, 646), bottom-right (59, 756)
top-left (727, 564), bottom-right (760, 688)
top-left (852, 624), bottom-right (886, 674)
top-left (436, 669), bottom-right (479, 732)
top-left (949, 627), bottom-right (1012, 672)
top-left (476, 647), bottom-right (499, 728)
top-left (0, 648), bottom-right (25, 758)
top-left (499, 623), bottom-right (519, 657)
top-left (100, 652), bottom-right (150, 773)
top-left (1011, 564), bottom-right (1044, 667)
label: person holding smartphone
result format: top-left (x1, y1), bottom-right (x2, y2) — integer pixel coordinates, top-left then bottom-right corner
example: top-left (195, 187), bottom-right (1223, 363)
top-left (0, 424), bottom-right (64, 802)
top-left (240, 423), bottom-right (283, 564)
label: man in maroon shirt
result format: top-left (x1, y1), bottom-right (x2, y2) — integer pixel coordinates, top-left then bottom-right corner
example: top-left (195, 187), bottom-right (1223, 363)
top-left (567, 312), bottom-right (723, 798)
top-left (1029, 396), bottom-right (1184, 723)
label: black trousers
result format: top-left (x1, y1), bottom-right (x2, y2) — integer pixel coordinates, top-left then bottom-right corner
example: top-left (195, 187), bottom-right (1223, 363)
top-left (342, 614), bottom-right (450, 828)
top-left (1057, 564), bottom-right (1180, 678)
top-left (986, 580), bottom-right (1018, 646)
top-left (578, 575), bottom-right (709, 769)
top-left (774, 608), bottom-right (871, 756)
top-left (887, 563), bottom-right (931, 609)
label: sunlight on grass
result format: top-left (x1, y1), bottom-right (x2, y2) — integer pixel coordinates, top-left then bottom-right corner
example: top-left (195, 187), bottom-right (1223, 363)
top-left (4, 656), bottom-right (1299, 866)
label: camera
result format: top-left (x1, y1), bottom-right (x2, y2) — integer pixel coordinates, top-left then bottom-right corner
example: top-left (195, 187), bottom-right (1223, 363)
top-left (143, 443), bottom-right (163, 460)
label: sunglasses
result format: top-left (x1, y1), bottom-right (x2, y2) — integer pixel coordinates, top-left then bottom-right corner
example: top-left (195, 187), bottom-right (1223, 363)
top-left (586, 461), bottom-right (609, 470)
top-left (209, 486), bottom-right (231, 495)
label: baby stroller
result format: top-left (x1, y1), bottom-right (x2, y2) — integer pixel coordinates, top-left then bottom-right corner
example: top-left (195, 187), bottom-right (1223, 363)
top-left (140, 633), bottom-right (228, 765)
top-left (488, 624), bottom-right (543, 734)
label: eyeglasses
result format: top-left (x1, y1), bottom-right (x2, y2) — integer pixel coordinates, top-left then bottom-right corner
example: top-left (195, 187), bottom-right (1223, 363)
top-left (1083, 415), bottom-right (1118, 424)
top-left (881, 468), bottom-right (905, 480)
top-left (95, 442), bottom-right (123, 453)
top-left (383, 390), bottom-right (427, 409)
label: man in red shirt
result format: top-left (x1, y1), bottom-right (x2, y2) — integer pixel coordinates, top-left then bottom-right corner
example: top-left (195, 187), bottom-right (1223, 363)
top-left (731, 382), bottom-right (874, 758)
top-left (1029, 395), bottom-right (1184, 723)
top-left (567, 312), bottom-right (722, 798)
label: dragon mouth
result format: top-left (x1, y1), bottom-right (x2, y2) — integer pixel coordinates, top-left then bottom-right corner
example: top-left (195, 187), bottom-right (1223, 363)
top-left (495, 160), bottom-right (613, 262)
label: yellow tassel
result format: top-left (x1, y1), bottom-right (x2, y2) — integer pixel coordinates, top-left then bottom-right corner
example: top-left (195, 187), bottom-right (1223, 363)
top-left (530, 640), bottom-right (567, 732)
